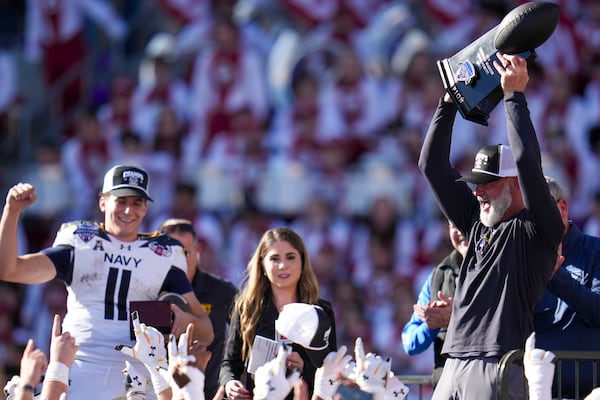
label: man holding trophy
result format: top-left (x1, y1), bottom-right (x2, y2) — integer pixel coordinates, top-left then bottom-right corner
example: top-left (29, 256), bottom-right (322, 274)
top-left (418, 2), bottom-right (563, 398)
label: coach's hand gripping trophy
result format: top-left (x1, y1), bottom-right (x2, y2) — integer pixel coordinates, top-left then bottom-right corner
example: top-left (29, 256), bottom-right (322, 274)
top-left (437, 1), bottom-right (559, 125)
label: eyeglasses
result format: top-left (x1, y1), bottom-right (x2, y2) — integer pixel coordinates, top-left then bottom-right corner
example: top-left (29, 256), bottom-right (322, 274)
top-left (160, 223), bottom-right (196, 236)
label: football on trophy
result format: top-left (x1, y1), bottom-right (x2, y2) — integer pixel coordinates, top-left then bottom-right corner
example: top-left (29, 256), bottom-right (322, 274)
top-left (494, 1), bottom-right (560, 53)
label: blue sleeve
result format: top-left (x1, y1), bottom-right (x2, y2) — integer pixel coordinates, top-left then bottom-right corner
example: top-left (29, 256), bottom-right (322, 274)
top-left (401, 272), bottom-right (440, 355)
top-left (547, 266), bottom-right (600, 327)
top-left (160, 266), bottom-right (193, 295)
top-left (41, 245), bottom-right (74, 284)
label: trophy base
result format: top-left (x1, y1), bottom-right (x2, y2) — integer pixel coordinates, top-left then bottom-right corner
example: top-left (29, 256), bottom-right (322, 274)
top-left (437, 26), bottom-right (536, 126)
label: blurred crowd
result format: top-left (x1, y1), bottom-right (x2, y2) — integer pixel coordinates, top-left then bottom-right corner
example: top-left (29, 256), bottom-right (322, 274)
top-left (2, 0), bottom-right (600, 392)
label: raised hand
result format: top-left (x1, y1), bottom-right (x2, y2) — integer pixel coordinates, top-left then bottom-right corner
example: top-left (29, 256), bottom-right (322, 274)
top-left (353, 337), bottom-right (391, 400)
top-left (39, 314), bottom-right (77, 400)
top-left (313, 345), bottom-right (353, 400)
top-left (253, 343), bottom-right (301, 400)
top-left (384, 373), bottom-right (409, 400)
top-left (20, 338), bottom-right (48, 390)
top-left (524, 332), bottom-right (555, 400)
top-left (493, 52), bottom-right (529, 93)
top-left (6, 183), bottom-right (37, 213)
top-left (116, 311), bottom-right (168, 370)
top-left (123, 360), bottom-right (148, 399)
top-left (49, 314), bottom-right (78, 367)
top-left (117, 312), bottom-right (171, 396)
top-left (168, 323), bottom-right (208, 400)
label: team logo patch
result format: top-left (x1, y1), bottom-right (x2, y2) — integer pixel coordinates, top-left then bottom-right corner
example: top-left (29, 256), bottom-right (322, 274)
top-left (455, 60), bottom-right (476, 85)
top-left (74, 223), bottom-right (99, 243)
top-left (122, 170), bottom-right (145, 186)
top-left (149, 241), bottom-right (172, 257)
top-left (474, 152), bottom-right (490, 170)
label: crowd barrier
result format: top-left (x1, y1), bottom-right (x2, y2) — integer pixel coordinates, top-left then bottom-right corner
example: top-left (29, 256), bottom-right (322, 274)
top-left (497, 350), bottom-right (600, 400)
top-left (396, 375), bottom-right (433, 399)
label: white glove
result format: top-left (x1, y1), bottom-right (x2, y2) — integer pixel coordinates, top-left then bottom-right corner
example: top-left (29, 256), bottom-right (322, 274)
top-left (117, 311), bottom-right (169, 369)
top-left (3, 375), bottom-right (20, 400)
top-left (313, 345), bottom-right (353, 400)
top-left (253, 343), bottom-right (301, 400)
top-left (168, 332), bottom-right (205, 400)
top-left (123, 360), bottom-right (148, 399)
top-left (384, 373), bottom-right (409, 400)
top-left (354, 337), bottom-right (391, 400)
top-left (341, 360), bottom-right (357, 381)
top-left (117, 311), bottom-right (170, 394)
top-left (524, 332), bottom-right (555, 400)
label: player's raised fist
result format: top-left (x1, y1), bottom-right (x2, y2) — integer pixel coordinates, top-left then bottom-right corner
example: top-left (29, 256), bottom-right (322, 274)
top-left (6, 183), bottom-right (37, 211)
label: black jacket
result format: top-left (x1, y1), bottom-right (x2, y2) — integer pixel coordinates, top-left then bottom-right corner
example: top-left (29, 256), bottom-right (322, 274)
top-left (219, 293), bottom-right (337, 397)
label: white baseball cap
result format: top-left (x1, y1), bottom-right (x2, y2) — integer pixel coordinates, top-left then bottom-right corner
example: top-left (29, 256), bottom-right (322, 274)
top-left (275, 303), bottom-right (332, 351)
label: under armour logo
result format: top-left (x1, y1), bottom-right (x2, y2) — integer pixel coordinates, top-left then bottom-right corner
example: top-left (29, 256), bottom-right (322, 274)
top-left (132, 376), bottom-right (143, 388)
top-left (120, 244), bottom-right (132, 251)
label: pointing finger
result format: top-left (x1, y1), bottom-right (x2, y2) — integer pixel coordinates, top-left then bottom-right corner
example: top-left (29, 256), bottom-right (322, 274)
top-left (178, 332), bottom-right (189, 357)
top-left (184, 322), bottom-right (194, 349)
top-left (52, 314), bottom-right (62, 337)
top-left (355, 337), bottom-right (365, 370)
top-left (168, 334), bottom-right (178, 360)
top-left (24, 338), bottom-right (35, 355)
top-left (131, 311), bottom-right (142, 336)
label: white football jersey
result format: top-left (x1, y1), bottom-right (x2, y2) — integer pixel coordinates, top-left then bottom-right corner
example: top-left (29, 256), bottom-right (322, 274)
top-left (46, 221), bottom-right (189, 364)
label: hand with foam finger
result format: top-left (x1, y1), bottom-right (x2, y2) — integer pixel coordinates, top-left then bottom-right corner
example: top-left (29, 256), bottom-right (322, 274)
top-left (253, 343), bottom-right (301, 400)
top-left (524, 332), bottom-right (555, 400)
top-left (353, 337), bottom-right (391, 400)
top-left (168, 323), bottom-right (208, 400)
top-left (313, 345), bottom-right (353, 400)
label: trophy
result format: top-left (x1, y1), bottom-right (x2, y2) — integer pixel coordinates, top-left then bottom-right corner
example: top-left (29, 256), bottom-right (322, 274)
top-left (437, 1), bottom-right (560, 125)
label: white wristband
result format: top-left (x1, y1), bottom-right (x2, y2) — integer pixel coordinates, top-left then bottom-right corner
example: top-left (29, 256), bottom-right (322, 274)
top-left (45, 361), bottom-right (69, 386)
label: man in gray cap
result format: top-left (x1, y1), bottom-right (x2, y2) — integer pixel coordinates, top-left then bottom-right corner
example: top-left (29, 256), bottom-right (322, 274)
top-left (0, 164), bottom-right (213, 400)
top-left (419, 52), bottom-right (564, 399)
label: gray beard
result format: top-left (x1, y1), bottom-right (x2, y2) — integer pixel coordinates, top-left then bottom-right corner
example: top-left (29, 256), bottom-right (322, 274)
top-left (480, 183), bottom-right (512, 227)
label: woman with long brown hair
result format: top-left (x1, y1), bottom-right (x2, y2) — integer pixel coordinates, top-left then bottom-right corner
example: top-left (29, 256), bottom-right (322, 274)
top-left (220, 227), bottom-right (337, 400)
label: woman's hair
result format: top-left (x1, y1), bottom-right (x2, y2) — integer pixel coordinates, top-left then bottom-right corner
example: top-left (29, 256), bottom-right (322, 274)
top-left (234, 227), bottom-right (320, 360)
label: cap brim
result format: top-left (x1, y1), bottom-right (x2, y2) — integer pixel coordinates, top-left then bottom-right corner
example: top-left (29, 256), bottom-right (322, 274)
top-left (456, 173), bottom-right (502, 185)
top-left (110, 188), bottom-right (154, 202)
